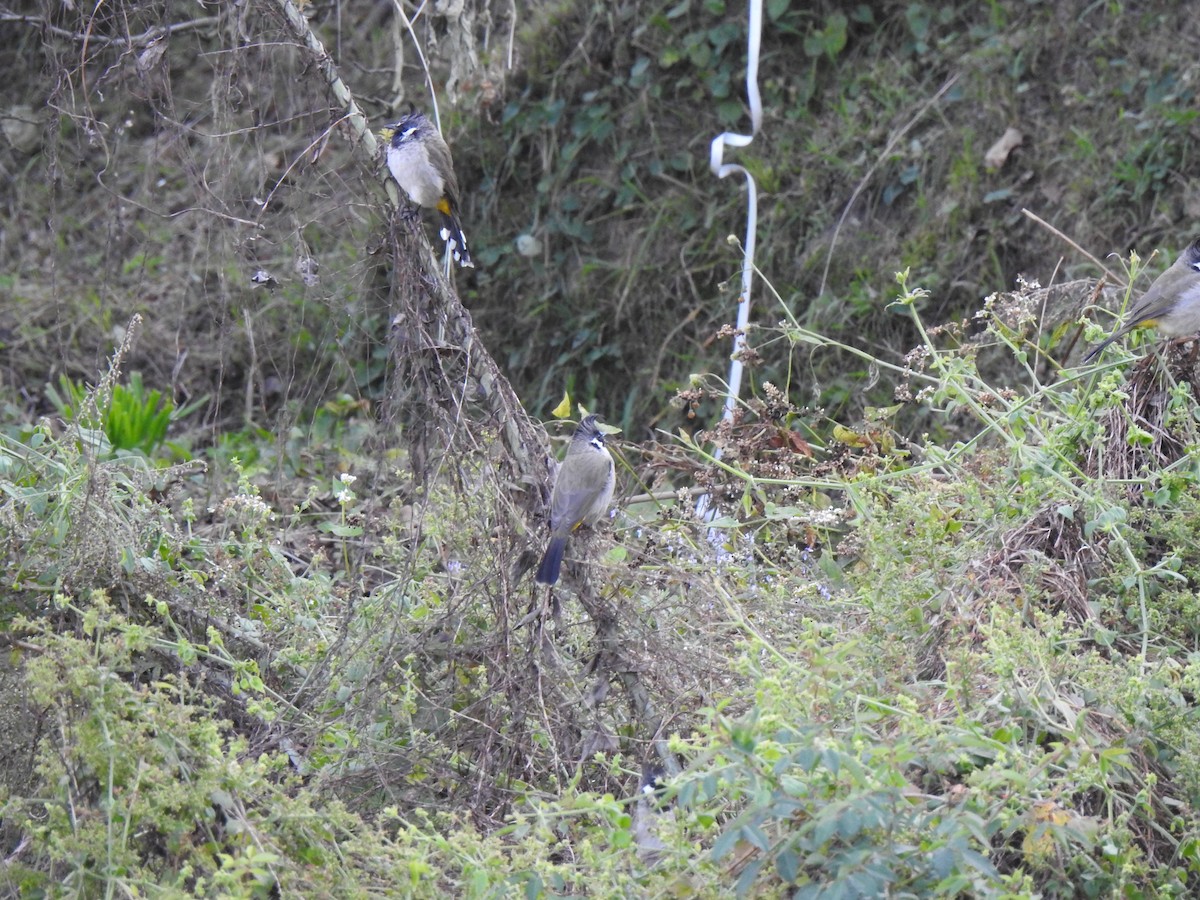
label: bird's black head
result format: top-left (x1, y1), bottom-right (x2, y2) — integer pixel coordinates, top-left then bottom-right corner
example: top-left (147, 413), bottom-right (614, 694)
top-left (1184, 236), bottom-right (1200, 270)
top-left (575, 414), bottom-right (606, 445)
top-left (639, 762), bottom-right (669, 806)
top-left (383, 110), bottom-right (427, 147)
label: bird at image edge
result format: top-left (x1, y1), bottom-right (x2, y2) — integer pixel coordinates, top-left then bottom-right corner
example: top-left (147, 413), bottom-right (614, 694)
top-left (379, 110), bottom-right (474, 268)
top-left (536, 415), bottom-right (616, 586)
top-left (1084, 236), bottom-right (1200, 362)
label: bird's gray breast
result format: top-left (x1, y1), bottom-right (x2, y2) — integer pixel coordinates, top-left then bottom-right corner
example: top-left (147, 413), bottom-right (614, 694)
top-left (387, 139), bottom-right (445, 209)
top-left (551, 451), bottom-right (613, 530)
top-left (1161, 280), bottom-right (1200, 336)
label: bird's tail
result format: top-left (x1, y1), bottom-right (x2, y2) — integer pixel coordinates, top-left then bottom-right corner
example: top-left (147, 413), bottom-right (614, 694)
top-left (536, 535), bottom-right (568, 585)
top-left (1083, 332), bottom-right (1121, 363)
top-left (438, 208), bottom-right (474, 268)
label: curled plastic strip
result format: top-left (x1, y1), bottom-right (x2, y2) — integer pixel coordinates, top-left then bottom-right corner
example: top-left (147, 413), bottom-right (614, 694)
top-left (708, 0), bottom-right (763, 425)
top-left (697, 0), bottom-right (763, 529)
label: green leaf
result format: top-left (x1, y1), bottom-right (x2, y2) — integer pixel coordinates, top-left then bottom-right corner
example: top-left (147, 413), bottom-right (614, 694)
top-left (821, 747), bottom-right (841, 775)
top-left (813, 812), bottom-right (838, 846)
top-left (711, 823), bottom-right (742, 861)
top-left (706, 516), bottom-right (741, 528)
top-left (905, 3), bottom-right (931, 41)
top-left (797, 746), bottom-right (818, 772)
top-left (743, 823), bottom-right (770, 851)
top-left (1084, 505), bottom-right (1126, 539)
top-left (837, 807), bottom-right (863, 839)
top-left (320, 523), bottom-right (364, 537)
top-left (776, 848), bottom-right (799, 883)
top-left (734, 857), bottom-right (764, 898)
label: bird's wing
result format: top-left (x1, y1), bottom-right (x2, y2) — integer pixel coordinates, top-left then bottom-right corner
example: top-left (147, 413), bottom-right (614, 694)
top-left (550, 485), bottom-right (604, 533)
top-left (1121, 274), bottom-right (1189, 329)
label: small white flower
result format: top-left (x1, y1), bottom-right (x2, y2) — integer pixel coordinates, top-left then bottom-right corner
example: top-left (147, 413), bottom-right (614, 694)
top-left (339, 473), bottom-right (357, 485)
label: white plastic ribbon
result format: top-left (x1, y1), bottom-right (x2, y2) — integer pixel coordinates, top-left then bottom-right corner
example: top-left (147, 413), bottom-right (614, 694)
top-left (697, 0), bottom-right (763, 528)
top-left (708, 0), bottom-right (763, 426)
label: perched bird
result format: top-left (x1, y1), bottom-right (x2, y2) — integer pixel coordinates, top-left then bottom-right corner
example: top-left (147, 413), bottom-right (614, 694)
top-left (1084, 236), bottom-right (1200, 362)
top-left (633, 762), bottom-right (670, 863)
top-left (536, 415), bottom-right (616, 586)
top-left (379, 110), bottom-right (474, 268)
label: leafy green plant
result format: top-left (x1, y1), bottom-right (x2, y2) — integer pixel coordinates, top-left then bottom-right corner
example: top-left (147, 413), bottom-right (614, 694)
top-left (2, 590), bottom-right (432, 897)
top-left (106, 371), bottom-right (174, 454)
top-left (686, 666), bottom-right (1004, 896)
top-left (45, 371), bottom-right (199, 458)
top-left (655, 262), bottom-right (1200, 895)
